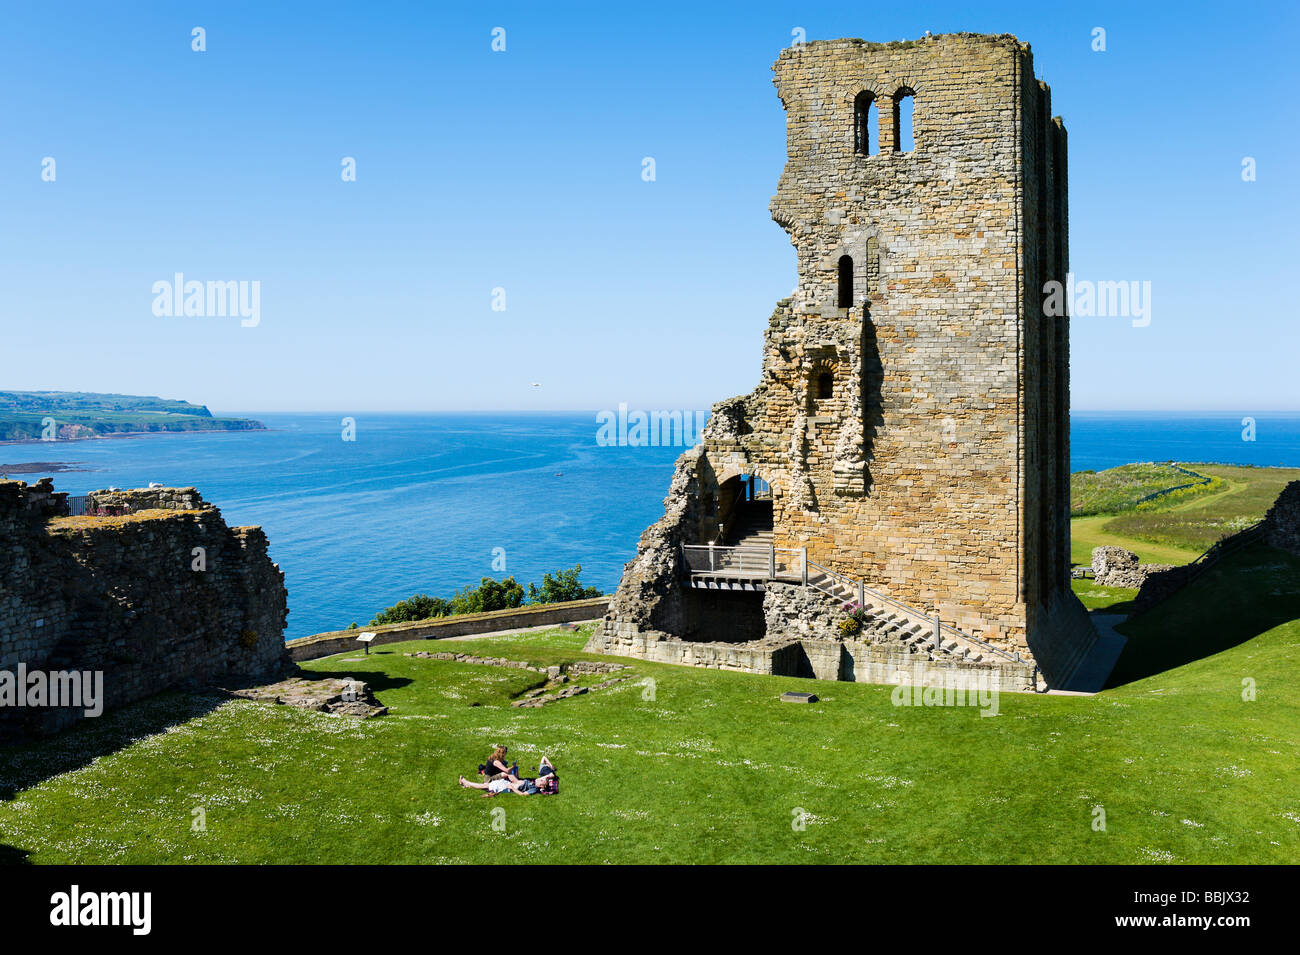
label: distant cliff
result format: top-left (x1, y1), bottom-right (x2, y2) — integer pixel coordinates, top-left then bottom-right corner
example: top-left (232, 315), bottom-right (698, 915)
top-left (0, 390), bottom-right (264, 441)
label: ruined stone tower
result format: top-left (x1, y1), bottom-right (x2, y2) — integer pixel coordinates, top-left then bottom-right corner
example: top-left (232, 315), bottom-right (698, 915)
top-left (589, 33), bottom-right (1098, 689)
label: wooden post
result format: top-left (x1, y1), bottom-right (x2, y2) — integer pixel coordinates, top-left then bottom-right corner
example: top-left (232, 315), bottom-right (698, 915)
top-left (768, 543), bottom-right (776, 579)
top-left (857, 581), bottom-right (864, 606)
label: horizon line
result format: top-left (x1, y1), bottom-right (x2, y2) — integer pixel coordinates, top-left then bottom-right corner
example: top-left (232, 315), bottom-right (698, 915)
top-left (209, 407), bottom-right (1300, 416)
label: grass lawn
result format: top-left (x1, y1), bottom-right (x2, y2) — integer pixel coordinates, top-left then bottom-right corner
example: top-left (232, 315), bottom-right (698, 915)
top-left (3, 542), bottom-right (1298, 865)
top-left (1070, 515), bottom-right (1200, 567)
top-left (1069, 579), bottom-right (1137, 614)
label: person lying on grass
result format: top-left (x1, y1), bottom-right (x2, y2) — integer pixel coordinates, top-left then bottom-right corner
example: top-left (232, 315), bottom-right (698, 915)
top-left (459, 756), bottom-right (558, 797)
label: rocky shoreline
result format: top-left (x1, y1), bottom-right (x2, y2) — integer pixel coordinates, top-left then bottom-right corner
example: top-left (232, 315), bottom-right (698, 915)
top-left (0, 461), bottom-right (88, 473)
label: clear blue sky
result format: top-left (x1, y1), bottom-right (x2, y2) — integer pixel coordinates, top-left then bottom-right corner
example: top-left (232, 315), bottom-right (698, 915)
top-left (1, 1), bottom-right (1296, 413)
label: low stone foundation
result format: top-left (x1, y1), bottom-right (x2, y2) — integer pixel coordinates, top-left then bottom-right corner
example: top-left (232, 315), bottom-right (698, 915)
top-left (226, 675), bottom-right (387, 718)
top-left (594, 623), bottom-right (1039, 692)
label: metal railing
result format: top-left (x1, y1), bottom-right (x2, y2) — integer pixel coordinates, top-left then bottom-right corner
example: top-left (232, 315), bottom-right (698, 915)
top-left (681, 542), bottom-right (1023, 664)
top-left (61, 495), bottom-right (132, 518)
top-left (805, 559), bottom-right (1021, 663)
top-left (1129, 520), bottom-right (1266, 616)
top-left (1174, 520), bottom-right (1266, 592)
top-left (682, 543), bottom-right (803, 579)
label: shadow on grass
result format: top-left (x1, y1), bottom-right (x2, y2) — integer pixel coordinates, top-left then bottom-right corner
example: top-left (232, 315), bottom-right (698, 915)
top-left (1087, 594), bottom-right (1136, 615)
top-left (1107, 544), bottom-right (1300, 687)
top-left (0, 844), bottom-right (31, 865)
top-left (293, 667), bottom-right (413, 695)
top-left (0, 691), bottom-right (226, 802)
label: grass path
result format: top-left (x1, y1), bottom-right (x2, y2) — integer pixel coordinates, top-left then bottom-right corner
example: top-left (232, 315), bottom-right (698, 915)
top-left (1070, 515), bottom-right (1200, 567)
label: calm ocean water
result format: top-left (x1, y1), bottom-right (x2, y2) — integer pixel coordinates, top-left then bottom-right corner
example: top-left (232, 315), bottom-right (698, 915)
top-left (4, 411), bottom-right (1298, 641)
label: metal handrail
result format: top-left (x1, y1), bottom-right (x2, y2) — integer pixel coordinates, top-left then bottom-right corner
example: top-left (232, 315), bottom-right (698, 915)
top-left (1187, 520), bottom-right (1264, 569)
top-left (61, 495), bottom-right (132, 518)
top-left (682, 543), bottom-right (803, 578)
top-left (803, 558), bottom-right (1021, 662)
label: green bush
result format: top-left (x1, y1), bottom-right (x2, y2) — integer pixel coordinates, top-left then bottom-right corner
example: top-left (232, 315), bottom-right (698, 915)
top-left (448, 577), bottom-right (525, 615)
top-left (370, 593), bottom-right (453, 626)
top-left (527, 564), bottom-right (601, 604)
top-left (370, 566), bottom-right (601, 626)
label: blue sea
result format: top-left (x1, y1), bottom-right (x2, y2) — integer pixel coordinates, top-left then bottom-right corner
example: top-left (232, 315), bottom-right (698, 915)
top-left (4, 411), bottom-right (1298, 641)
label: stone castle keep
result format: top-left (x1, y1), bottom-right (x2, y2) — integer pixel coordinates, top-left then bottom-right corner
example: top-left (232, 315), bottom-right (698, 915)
top-left (589, 33), bottom-right (1098, 689)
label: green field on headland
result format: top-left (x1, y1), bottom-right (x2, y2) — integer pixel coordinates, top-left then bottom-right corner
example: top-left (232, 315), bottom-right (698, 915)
top-left (0, 391), bottom-right (264, 441)
top-left (1069, 463), bottom-right (1299, 612)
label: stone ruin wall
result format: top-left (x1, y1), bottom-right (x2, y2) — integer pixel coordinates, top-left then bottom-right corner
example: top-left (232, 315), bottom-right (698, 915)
top-left (1264, 481), bottom-right (1300, 556)
top-left (1129, 479), bottom-right (1300, 614)
top-left (0, 480), bottom-right (289, 738)
top-left (591, 34), bottom-right (1095, 686)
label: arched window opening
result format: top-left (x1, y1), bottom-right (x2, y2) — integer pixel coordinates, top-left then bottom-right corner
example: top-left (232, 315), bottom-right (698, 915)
top-left (837, 255), bottom-right (853, 308)
top-left (853, 92), bottom-right (875, 155)
top-left (817, 372), bottom-right (834, 400)
top-left (893, 88), bottom-right (915, 152)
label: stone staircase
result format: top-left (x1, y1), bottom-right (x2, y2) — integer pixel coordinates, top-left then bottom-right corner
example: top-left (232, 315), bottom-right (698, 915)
top-left (801, 564), bottom-right (1019, 665)
top-left (701, 502), bottom-right (780, 576)
top-left (723, 501), bottom-right (773, 546)
top-left (696, 500), bottom-right (1025, 668)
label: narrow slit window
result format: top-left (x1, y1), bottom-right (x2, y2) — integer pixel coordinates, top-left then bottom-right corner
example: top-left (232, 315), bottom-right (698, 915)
top-left (853, 92), bottom-right (874, 155)
top-left (865, 236), bottom-right (879, 296)
top-left (837, 255), bottom-right (853, 308)
top-left (894, 89), bottom-right (915, 152)
top-left (817, 372), bottom-right (834, 400)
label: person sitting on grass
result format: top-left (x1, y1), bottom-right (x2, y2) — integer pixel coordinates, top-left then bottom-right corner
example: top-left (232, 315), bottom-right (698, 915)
top-left (480, 745), bottom-right (517, 782)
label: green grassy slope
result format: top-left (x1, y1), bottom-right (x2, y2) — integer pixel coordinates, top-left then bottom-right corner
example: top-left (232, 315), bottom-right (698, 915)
top-left (3, 545), bottom-right (1297, 864)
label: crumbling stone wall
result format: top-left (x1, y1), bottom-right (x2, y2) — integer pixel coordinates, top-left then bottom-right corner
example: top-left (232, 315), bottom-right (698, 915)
top-left (85, 486), bottom-right (207, 512)
top-left (1264, 481), bottom-right (1300, 556)
top-left (0, 480), bottom-right (288, 738)
top-left (591, 33), bottom-right (1095, 685)
top-left (1090, 546), bottom-right (1173, 589)
top-left (1132, 480), bottom-right (1300, 614)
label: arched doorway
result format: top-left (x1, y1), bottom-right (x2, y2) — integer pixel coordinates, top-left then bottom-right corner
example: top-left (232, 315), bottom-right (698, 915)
top-left (716, 473), bottom-right (774, 546)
